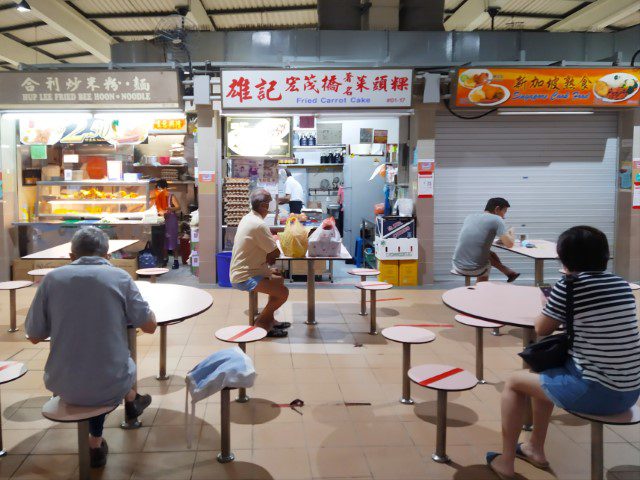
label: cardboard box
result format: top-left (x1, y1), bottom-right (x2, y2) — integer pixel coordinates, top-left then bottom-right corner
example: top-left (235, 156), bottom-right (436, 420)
top-left (375, 238), bottom-right (419, 260)
top-left (375, 215), bottom-right (415, 239)
top-left (398, 260), bottom-right (418, 286)
top-left (377, 259), bottom-right (399, 285)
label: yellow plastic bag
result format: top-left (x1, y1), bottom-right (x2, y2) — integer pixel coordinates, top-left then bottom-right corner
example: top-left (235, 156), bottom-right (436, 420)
top-left (278, 216), bottom-right (308, 258)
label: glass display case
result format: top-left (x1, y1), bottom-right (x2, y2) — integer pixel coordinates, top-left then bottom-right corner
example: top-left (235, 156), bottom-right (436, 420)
top-left (35, 181), bottom-right (151, 219)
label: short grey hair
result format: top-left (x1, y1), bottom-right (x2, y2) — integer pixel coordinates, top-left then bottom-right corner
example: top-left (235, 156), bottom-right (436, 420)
top-left (71, 226), bottom-right (109, 257)
top-left (250, 188), bottom-right (271, 211)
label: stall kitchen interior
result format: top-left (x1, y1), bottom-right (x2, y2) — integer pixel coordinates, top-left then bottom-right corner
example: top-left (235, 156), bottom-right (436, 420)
top-left (0, 2), bottom-right (638, 480)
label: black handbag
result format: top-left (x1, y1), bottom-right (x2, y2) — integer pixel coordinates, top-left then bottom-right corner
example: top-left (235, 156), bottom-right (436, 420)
top-left (518, 275), bottom-right (576, 373)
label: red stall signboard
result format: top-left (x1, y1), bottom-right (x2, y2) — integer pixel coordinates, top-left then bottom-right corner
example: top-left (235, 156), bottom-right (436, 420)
top-left (454, 68), bottom-right (640, 108)
top-left (221, 69), bottom-right (413, 109)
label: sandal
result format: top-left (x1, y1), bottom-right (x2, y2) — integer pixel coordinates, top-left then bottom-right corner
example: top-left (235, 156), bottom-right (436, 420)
top-left (266, 329), bottom-right (288, 338)
top-left (486, 452), bottom-right (516, 480)
top-left (274, 322), bottom-right (292, 329)
top-left (515, 443), bottom-right (549, 469)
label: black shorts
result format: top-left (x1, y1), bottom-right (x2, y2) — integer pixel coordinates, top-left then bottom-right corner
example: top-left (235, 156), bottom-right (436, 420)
top-left (289, 201), bottom-right (303, 214)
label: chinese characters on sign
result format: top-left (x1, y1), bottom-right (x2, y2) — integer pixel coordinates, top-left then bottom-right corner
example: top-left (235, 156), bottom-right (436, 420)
top-left (221, 69), bottom-right (413, 109)
top-left (455, 68), bottom-right (640, 108)
top-left (0, 71), bottom-right (180, 108)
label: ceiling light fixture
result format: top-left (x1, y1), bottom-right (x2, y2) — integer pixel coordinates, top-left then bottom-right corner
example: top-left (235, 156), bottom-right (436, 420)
top-left (16, 1), bottom-right (31, 12)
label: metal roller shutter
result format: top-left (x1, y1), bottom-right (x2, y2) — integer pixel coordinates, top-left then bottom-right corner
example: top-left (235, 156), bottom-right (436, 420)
top-left (434, 112), bottom-right (618, 283)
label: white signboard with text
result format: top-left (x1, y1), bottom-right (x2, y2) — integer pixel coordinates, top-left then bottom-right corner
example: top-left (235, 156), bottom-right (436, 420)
top-left (222, 69), bottom-right (413, 109)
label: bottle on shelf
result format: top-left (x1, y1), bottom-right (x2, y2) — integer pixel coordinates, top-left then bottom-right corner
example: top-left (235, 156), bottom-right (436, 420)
top-left (310, 134), bottom-right (316, 146)
top-left (300, 135), bottom-right (308, 146)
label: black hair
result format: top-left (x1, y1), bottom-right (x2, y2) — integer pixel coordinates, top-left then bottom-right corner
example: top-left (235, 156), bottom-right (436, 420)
top-left (156, 179), bottom-right (169, 189)
top-left (285, 169), bottom-right (292, 177)
top-left (557, 226), bottom-right (609, 272)
top-left (484, 197), bottom-right (510, 213)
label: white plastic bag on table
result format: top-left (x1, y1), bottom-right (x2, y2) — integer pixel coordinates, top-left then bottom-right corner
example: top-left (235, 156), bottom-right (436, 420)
top-left (308, 216), bottom-right (342, 257)
top-left (184, 347), bottom-right (256, 447)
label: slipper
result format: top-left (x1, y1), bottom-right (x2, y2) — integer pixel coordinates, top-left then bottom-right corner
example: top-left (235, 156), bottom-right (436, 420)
top-left (486, 452), bottom-right (516, 480)
top-left (266, 329), bottom-right (288, 338)
top-left (507, 272), bottom-right (520, 283)
top-left (274, 322), bottom-right (292, 329)
top-left (515, 443), bottom-right (549, 469)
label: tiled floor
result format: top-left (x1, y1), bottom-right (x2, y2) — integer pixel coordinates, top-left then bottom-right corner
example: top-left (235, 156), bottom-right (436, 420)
top-left (0, 274), bottom-right (638, 479)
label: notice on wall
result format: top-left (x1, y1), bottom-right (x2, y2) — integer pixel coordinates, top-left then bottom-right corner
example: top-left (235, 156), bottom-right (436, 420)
top-left (418, 160), bottom-right (435, 199)
top-left (360, 128), bottom-right (373, 143)
top-left (634, 184), bottom-right (640, 210)
top-left (373, 129), bottom-right (388, 143)
top-left (199, 171), bottom-right (215, 183)
top-left (316, 123), bottom-right (342, 145)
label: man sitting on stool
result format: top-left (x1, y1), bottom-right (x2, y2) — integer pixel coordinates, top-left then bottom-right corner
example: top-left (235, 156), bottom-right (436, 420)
top-left (231, 188), bottom-right (290, 338)
top-left (25, 227), bottom-right (157, 469)
top-left (278, 169), bottom-right (305, 214)
top-left (452, 197), bottom-right (520, 283)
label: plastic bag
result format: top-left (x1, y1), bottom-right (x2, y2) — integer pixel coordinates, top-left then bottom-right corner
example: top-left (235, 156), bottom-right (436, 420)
top-left (308, 216), bottom-right (342, 257)
top-left (278, 216), bottom-right (308, 258)
top-left (374, 203), bottom-right (385, 215)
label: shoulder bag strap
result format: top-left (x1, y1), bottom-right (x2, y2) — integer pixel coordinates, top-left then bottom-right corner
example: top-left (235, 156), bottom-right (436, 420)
top-left (564, 274), bottom-right (577, 348)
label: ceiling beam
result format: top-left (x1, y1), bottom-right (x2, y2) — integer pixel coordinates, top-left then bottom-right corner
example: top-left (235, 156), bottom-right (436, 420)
top-left (0, 33), bottom-right (59, 66)
top-left (0, 21), bottom-right (46, 34)
top-left (15, 0), bottom-right (115, 62)
top-left (206, 5), bottom-right (317, 15)
top-left (548, 0), bottom-right (640, 31)
top-left (83, 11), bottom-right (175, 19)
top-left (444, 0), bottom-right (491, 31)
top-left (495, 12), bottom-right (562, 20)
top-left (178, 0), bottom-right (214, 30)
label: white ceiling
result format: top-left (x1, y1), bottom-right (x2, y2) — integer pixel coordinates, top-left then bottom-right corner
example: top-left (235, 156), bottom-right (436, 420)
top-left (0, 0), bottom-right (636, 71)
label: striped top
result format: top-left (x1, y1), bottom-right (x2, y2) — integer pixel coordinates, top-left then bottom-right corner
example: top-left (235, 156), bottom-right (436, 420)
top-left (543, 272), bottom-right (640, 392)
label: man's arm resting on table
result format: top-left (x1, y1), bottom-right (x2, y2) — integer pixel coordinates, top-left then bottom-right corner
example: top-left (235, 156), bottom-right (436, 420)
top-left (499, 227), bottom-right (515, 249)
top-left (139, 311), bottom-right (157, 334)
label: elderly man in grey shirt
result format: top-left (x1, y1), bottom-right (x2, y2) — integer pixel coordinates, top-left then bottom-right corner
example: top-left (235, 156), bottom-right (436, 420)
top-left (26, 227), bottom-right (157, 468)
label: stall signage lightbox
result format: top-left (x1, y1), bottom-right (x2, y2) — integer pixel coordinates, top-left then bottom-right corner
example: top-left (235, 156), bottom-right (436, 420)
top-left (221, 69), bottom-right (413, 109)
top-left (454, 68), bottom-right (640, 108)
top-left (0, 70), bottom-right (181, 109)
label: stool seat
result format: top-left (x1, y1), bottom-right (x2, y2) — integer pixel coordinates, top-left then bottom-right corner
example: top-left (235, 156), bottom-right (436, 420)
top-left (409, 364), bottom-right (478, 391)
top-left (42, 396), bottom-right (118, 423)
top-left (0, 361), bottom-right (27, 385)
top-left (28, 268), bottom-right (55, 277)
top-left (215, 325), bottom-right (267, 344)
top-left (356, 281), bottom-right (393, 291)
top-left (382, 326), bottom-right (436, 344)
top-left (629, 282), bottom-right (640, 291)
top-left (454, 314), bottom-right (501, 329)
top-left (136, 268), bottom-right (169, 277)
top-left (569, 404), bottom-right (640, 425)
top-left (348, 268), bottom-right (380, 277)
top-left (450, 269), bottom-right (483, 278)
top-left (0, 281), bottom-right (32, 290)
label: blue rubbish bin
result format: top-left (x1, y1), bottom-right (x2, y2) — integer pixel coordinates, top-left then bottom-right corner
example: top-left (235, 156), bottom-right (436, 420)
top-left (216, 251), bottom-right (233, 287)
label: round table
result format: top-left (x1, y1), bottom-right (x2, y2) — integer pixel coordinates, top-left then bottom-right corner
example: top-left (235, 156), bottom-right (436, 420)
top-left (442, 281), bottom-right (545, 430)
top-left (135, 282), bottom-right (213, 380)
top-left (0, 361), bottom-right (28, 456)
top-left (136, 268), bottom-right (169, 283)
top-left (382, 326), bottom-right (436, 404)
top-left (0, 281), bottom-right (33, 332)
top-left (27, 268), bottom-right (55, 282)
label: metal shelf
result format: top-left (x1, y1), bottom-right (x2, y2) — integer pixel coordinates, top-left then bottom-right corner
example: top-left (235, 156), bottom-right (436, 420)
top-left (293, 144), bottom-right (345, 150)
top-left (286, 164), bottom-right (344, 168)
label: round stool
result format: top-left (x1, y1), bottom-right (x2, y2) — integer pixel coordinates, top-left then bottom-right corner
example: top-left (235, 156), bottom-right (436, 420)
top-left (0, 281), bottom-right (33, 332)
top-left (355, 281), bottom-right (393, 335)
top-left (0, 361), bottom-right (27, 456)
top-left (381, 326), bottom-right (436, 405)
top-left (628, 282), bottom-right (639, 291)
top-left (454, 315), bottom-right (501, 384)
top-left (27, 268), bottom-right (55, 283)
top-left (136, 268), bottom-right (169, 283)
top-left (567, 401), bottom-right (640, 480)
top-left (215, 325), bottom-right (267, 402)
top-left (348, 268), bottom-right (380, 315)
top-left (408, 364), bottom-right (478, 464)
top-left (42, 397), bottom-right (118, 480)
top-left (450, 269), bottom-right (484, 287)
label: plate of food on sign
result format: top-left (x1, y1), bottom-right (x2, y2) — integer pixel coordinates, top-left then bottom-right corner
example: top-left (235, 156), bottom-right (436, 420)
top-left (468, 83), bottom-right (510, 106)
top-left (593, 73), bottom-right (639, 103)
top-left (458, 69), bottom-right (493, 89)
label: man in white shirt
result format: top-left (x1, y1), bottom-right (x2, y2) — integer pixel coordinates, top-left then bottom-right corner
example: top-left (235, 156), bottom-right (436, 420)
top-left (230, 189), bottom-right (290, 337)
top-left (279, 170), bottom-right (305, 214)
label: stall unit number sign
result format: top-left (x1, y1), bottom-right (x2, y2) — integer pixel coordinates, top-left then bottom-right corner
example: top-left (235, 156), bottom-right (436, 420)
top-left (222, 69), bottom-right (413, 109)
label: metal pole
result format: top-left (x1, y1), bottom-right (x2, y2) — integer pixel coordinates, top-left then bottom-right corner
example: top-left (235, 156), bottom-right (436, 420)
top-left (217, 388), bottom-right (235, 463)
top-left (77, 421), bottom-right (91, 480)
top-left (150, 275), bottom-right (157, 284)
top-left (464, 276), bottom-right (471, 287)
top-left (157, 324), bottom-right (169, 380)
top-left (535, 259), bottom-right (544, 286)
top-left (359, 276), bottom-right (367, 315)
top-left (400, 343), bottom-right (413, 404)
top-left (8, 290), bottom-right (17, 333)
top-left (591, 422), bottom-right (603, 480)
top-left (122, 327), bottom-right (141, 429)
top-left (0, 393), bottom-right (5, 457)
top-left (432, 390), bottom-right (450, 463)
top-left (369, 290), bottom-right (377, 335)
top-left (306, 261), bottom-right (317, 325)
top-left (476, 327), bottom-right (486, 384)
top-left (236, 343), bottom-right (249, 403)
top-left (522, 328), bottom-right (535, 430)
top-left (249, 291), bottom-right (257, 326)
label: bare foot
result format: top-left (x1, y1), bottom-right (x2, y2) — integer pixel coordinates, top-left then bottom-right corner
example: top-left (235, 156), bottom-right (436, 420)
top-left (489, 454), bottom-right (515, 478)
top-left (519, 442), bottom-right (549, 467)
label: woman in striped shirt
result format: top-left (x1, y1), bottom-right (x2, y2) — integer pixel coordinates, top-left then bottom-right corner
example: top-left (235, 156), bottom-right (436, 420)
top-left (487, 226), bottom-right (640, 480)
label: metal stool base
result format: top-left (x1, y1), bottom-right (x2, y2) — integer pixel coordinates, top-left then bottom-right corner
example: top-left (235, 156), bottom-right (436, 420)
top-left (217, 453), bottom-right (235, 464)
top-left (490, 328), bottom-right (500, 336)
top-left (236, 394), bottom-right (250, 403)
top-left (156, 374), bottom-right (170, 381)
top-left (522, 424), bottom-right (533, 431)
top-left (120, 418), bottom-right (142, 430)
top-left (478, 379), bottom-right (487, 385)
top-left (305, 320), bottom-right (318, 325)
top-left (369, 330), bottom-right (377, 336)
top-left (0, 450), bottom-right (7, 457)
top-left (400, 397), bottom-right (414, 405)
top-left (7, 328), bottom-right (18, 333)
top-left (431, 453), bottom-right (450, 463)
